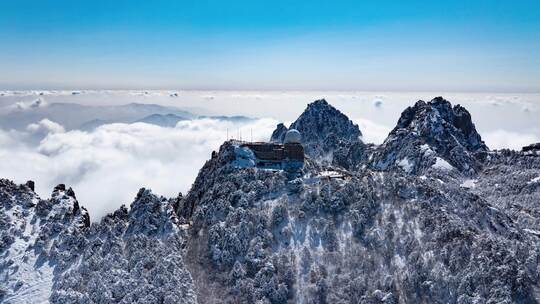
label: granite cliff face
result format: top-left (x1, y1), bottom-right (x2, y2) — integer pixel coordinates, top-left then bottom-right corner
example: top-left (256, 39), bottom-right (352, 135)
top-left (2, 97), bottom-right (540, 304)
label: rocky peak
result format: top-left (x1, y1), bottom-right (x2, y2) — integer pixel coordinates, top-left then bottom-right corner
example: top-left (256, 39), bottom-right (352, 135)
top-left (178, 141), bottom-right (240, 219)
top-left (270, 98), bottom-right (363, 161)
top-left (523, 142), bottom-right (540, 154)
top-left (0, 180), bottom-right (90, 301)
top-left (124, 188), bottom-right (181, 236)
top-left (394, 97), bottom-right (487, 153)
top-left (372, 97), bottom-right (488, 175)
top-left (270, 123), bottom-right (287, 143)
top-left (50, 188), bottom-right (195, 304)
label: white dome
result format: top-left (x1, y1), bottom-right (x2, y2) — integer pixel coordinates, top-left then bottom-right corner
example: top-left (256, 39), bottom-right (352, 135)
top-left (284, 129), bottom-right (301, 144)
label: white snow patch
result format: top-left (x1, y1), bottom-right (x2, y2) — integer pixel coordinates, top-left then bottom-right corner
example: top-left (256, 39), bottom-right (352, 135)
top-left (261, 197), bottom-right (283, 218)
top-left (397, 158), bottom-right (413, 173)
top-left (420, 144), bottom-right (435, 156)
top-left (338, 221), bottom-right (353, 252)
top-left (460, 179), bottom-right (477, 189)
top-left (432, 157), bottom-right (454, 171)
top-left (523, 228), bottom-right (540, 236)
top-left (2, 206), bottom-right (54, 304)
top-left (412, 220), bottom-right (423, 240)
top-left (393, 209), bottom-right (404, 230)
top-left (393, 255), bottom-right (406, 269)
top-left (527, 176), bottom-right (540, 185)
top-left (318, 170), bottom-right (343, 178)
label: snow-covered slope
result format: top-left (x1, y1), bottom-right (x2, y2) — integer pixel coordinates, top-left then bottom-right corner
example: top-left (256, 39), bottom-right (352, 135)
top-left (50, 188), bottom-right (197, 303)
top-left (177, 141), bottom-right (540, 303)
top-left (0, 181), bottom-right (89, 303)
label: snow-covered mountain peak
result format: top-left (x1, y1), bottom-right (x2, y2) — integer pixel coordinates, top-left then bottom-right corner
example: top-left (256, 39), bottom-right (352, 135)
top-left (271, 98), bottom-right (363, 162)
top-left (124, 187), bottom-right (182, 236)
top-left (394, 97), bottom-right (487, 153)
top-left (372, 97), bottom-right (488, 175)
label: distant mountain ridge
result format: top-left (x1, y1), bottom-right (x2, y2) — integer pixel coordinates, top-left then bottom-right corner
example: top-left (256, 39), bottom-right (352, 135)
top-left (0, 102), bottom-right (196, 131)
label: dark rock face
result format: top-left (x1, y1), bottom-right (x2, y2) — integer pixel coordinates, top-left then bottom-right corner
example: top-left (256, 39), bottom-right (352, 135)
top-left (371, 97), bottom-right (488, 175)
top-left (271, 123), bottom-right (288, 143)
top-left (25, 180), bottom-right (35, 191)
top-left (270, 99), bottom-right (364, 161)
top-left (523, 142), bottom-right (540, 153)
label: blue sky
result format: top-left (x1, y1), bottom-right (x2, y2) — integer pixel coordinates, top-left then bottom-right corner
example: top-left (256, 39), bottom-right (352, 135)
top-left (1, 0), bottom-right (539, 91)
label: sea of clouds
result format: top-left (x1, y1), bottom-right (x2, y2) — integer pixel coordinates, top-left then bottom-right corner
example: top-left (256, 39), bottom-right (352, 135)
top-left (0, 91), bottom-right (538, 220)
top-left (0, 117), bottom-right (280, 220)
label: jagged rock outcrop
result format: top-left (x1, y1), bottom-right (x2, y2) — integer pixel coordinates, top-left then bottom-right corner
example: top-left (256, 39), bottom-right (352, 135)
top-left (0, 179), bottom-right (89, 303)
top-left (270, 123), bottom-right (288, 143)
top-left (270, 99), bottom-right (364, 162)
top-left (370, 97), bottom-right (488, 175)
top-left (523, 143), bottom-right (540, 153)
top-left (51, 188), bottom-right (196, 304)
top-left (0, 180), bottom-right (196, 304)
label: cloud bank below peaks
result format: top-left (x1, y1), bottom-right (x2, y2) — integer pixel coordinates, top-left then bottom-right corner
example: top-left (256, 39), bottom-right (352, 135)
top-left (0, 117), bottom-right (278, 220)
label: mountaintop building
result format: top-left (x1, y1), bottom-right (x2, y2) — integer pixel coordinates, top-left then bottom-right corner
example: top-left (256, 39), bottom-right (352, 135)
top-left (233, 129), bottom-right (305, 172)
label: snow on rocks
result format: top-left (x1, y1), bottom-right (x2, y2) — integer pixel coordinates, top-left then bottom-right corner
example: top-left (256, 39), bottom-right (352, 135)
top-left (528, 176), bottom-right (540, 185)
top-left (370, 97), bottom-right (488, 175)
top-left (460, 179), bottom-right (477, 189)
top-left (270, 99), bottom-right (366, 166)
top-left (232, 145), bottom-right (256, 168)
top-left (432, 157), bottom-right (454, 171)
top-left (397, 158), bottom-right (413, 173)
top-left (0, 180), bottom-right (89, 304)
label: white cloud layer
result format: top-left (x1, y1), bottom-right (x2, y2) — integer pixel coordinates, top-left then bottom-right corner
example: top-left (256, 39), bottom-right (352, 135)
top-left (12, 98), bottom-right (48, 110)
top-left (0, 118), bottom-right (278, 220)
top-left (483, 130), bottom-right (540, 151)
top-left (354, 118), bottom-right (391, 144)
top-left (27, 119), bottom-right (65, 135)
